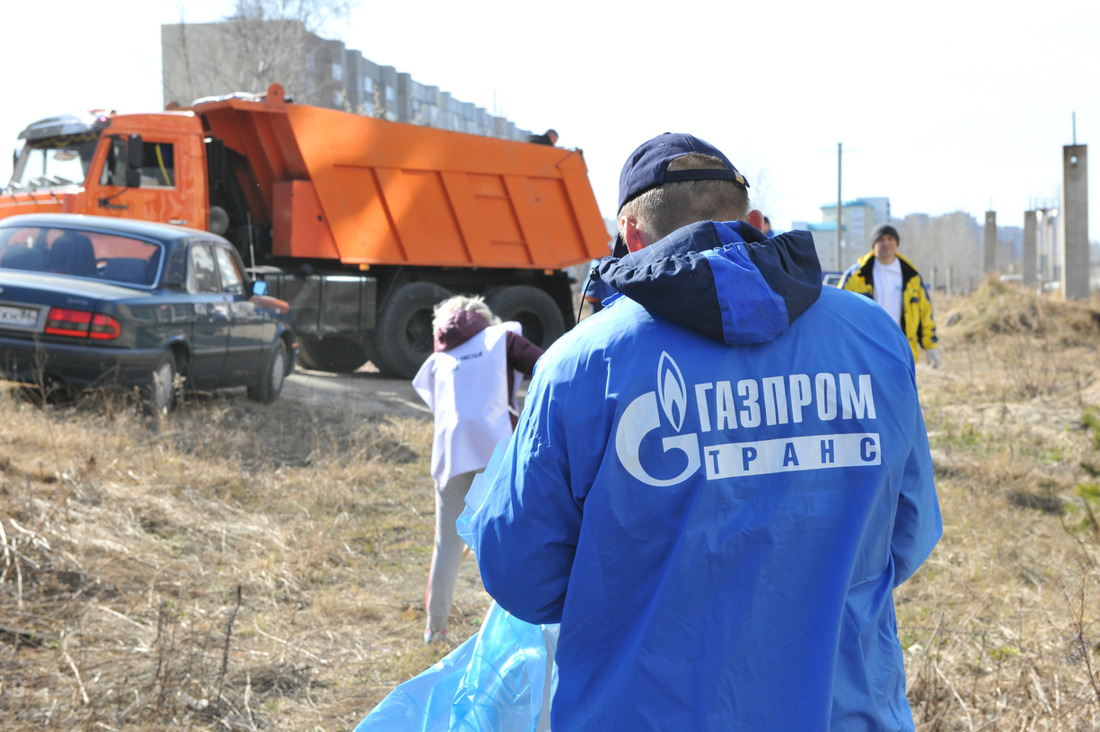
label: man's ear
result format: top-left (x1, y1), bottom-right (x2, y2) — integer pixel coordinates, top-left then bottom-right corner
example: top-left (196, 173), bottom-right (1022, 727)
top-left (620, 215), bottom-right (648, 253)
top-left (746, 209), bottom-right (765, 230)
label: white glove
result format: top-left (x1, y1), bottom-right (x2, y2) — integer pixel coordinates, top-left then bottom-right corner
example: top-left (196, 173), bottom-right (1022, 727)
top-left (925, 348), bottom-right (942, 368)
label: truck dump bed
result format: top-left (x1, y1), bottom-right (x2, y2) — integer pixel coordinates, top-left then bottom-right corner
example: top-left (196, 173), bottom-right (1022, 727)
top-left (193, 85), bottom-right (610, 269)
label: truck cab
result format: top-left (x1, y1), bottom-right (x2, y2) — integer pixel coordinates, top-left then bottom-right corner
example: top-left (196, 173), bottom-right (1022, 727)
top-left (3, 111), bottom-right (209, 231)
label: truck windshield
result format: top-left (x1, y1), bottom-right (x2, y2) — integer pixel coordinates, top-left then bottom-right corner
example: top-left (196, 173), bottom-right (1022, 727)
top-left (8, 132), bottom-right (99, 192)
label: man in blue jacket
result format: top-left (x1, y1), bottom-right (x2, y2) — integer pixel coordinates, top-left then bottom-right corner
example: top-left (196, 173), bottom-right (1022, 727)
top-left (467, 132), bottom-right (942, 730)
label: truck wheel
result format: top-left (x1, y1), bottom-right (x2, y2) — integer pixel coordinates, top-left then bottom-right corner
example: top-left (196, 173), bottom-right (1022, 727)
top-left (374, 282), bottom-right (450, 379)
top-left (298, 335), bottom-right (369, 373)
top-left (247, 340), bottom-right (288, 403)
top-left (486, 286), bottom-right (565, 350)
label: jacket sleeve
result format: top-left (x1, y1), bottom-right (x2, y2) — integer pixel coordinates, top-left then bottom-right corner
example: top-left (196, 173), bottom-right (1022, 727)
top-left (467, 366), bottom-right (581, 624)
top-left (506, 330), bottom-right (544, 376)
top-left (891, 389), bottom-right (942, 586)
top-left (917, 280), bottom-right (938, 352)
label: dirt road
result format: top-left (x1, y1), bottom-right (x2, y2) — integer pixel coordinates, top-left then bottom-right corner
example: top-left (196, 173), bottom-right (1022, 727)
top-left (281, 364), bottom-right (431, 418)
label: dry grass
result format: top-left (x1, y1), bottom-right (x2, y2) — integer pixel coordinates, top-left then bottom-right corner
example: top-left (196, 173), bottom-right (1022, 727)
top-left (2, 277), bottom-right (1100, 730)
top-left (0, 389), bottom-right (490, 730)
top-left (902, 279), bottom-right (1100, 730)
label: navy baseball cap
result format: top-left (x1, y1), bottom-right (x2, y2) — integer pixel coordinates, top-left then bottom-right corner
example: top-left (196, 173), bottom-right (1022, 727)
top-left (617, 133), bottom-right (749, 214)
top-left (612, 133), bottom-right (749, 256)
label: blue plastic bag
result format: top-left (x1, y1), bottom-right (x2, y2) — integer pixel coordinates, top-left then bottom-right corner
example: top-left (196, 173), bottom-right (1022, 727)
top-left (353, 603), bottom-right (558, 732)
top-left (354, 439), bottom-right (558, 731)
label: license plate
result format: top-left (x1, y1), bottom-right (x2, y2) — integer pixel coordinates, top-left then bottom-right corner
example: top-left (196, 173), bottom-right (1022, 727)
top-left (0, 304), bottom-right (40, 330)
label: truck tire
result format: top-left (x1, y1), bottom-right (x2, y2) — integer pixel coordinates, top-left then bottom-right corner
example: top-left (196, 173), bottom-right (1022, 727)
top-left (298, 335), bottom-right (369, 373)
top-left (486, 285), bottom-right (565, 350)
top-left (374, 282), bottom-right (450, 379)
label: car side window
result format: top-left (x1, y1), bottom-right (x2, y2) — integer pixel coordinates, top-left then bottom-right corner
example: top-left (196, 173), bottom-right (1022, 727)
top-left (189, 244), bottom-right (220, 294)
top-left (213, 246), bottom-right (245, 296)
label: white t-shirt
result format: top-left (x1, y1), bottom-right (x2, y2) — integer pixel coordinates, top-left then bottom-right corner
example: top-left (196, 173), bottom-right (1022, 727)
top-left (872, 258), bottom-right (904, 326)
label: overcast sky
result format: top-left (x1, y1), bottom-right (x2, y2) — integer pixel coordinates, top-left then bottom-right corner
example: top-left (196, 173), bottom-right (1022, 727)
top-left (4, 0), bottom-right (1098, 242)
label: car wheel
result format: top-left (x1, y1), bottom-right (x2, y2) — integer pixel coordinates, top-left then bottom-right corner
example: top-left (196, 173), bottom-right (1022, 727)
top-left (486, 285), bottom-right (565, 350)
top-left (248, 339), bottom-right (288, 404)
top-left (145, 351), bottom-right (178, 414)
top-left (373, 282), bottom-right (450, 379)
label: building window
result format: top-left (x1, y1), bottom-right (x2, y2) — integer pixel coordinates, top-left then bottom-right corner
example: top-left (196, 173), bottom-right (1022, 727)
top-left (363, 77), bottom-right (373, 94)
top-left (332, 63), bottom-right (343, 81)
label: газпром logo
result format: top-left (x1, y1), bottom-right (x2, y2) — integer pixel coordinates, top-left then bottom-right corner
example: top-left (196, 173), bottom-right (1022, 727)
top-left (614, 352), bottom-right (883, 487)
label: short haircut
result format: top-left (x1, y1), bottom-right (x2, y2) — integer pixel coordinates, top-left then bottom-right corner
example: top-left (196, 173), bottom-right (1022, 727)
top-left (619, 153), bottom-right (750, 241)
top-left (432, 294), bottom-right (499, 332)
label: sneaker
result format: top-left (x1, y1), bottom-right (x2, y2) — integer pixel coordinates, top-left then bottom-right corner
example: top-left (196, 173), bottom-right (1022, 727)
top-left (424, 629), bottom-right (448, 645)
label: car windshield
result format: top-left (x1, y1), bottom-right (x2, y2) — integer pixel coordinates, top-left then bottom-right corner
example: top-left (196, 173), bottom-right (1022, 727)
top-left (0, 225), bottom-right (163, 287)
top-left (8, 133), bottom-right (99, 192)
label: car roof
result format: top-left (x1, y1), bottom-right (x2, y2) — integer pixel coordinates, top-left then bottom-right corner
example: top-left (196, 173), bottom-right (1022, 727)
top-left (0, 213), bottom-right (225, 245)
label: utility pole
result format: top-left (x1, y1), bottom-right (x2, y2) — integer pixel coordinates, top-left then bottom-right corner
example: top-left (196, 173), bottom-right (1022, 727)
top-left (835, 143), bottom-right (843, 271)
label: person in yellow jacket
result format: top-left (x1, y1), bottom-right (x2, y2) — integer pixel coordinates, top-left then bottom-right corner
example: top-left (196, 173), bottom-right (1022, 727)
top-left (840, 224), bottom-right (942, 366)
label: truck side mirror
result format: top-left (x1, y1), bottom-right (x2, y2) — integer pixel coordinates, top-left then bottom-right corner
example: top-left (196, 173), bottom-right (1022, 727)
top-left (251, 280), bottom-right (268, 297)
top-left (126, 134), bottom-right (143, 187)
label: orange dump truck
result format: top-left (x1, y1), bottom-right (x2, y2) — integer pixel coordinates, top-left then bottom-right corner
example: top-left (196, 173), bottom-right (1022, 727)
top-left (1, 84), bottom-right (610, 377)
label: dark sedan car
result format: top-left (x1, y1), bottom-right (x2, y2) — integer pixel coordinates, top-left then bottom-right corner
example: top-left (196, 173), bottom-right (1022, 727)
top-left (0, 214), bottom-right (299, 411)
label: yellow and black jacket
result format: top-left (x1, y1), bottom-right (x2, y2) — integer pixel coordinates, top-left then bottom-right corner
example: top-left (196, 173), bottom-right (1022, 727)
top-left (840, 251), bottom-right (937, 362)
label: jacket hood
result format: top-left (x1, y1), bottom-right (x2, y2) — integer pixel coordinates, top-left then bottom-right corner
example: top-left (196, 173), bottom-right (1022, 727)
top-left (598, 220), bottom-right (822, 346)
top-left (433, 309), bottom-right (490, 352)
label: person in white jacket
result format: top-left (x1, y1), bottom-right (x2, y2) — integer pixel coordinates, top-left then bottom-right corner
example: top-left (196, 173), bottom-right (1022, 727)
top-left (411, 295), bottom-right (542, 645)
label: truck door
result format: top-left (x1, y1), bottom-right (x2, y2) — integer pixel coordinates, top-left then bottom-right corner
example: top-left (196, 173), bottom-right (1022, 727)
top-left (95, 135), bottom-right (195, 227)
top-left (187, 242), bottom-right (231, 386)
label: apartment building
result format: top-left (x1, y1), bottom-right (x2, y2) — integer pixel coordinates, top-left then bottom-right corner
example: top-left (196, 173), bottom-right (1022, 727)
top-left (161, 20), bottom-right (531, 140)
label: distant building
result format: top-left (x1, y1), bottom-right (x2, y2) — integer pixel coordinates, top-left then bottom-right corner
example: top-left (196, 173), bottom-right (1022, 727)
top-left (161, 21), bottom-right (532, 141)
top-left (792, 221), bottom-right (842, 272)
top-left (820, 199), bottom-right (887, 248)
top-left (800, 197), bottom-right (890, 272)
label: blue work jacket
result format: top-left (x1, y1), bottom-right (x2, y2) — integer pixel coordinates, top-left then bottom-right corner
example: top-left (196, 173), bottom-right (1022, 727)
top-left (468, 220), bottom-right (942, 730)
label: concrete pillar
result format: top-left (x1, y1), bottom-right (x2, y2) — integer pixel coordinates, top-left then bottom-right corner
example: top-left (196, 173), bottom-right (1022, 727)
top-left (1037, 210), bottom-right (1059, 282)
top-left (983, 211), bottom-right (997, 274)
top-left (1061, 144), bottom-right (1090, 299)
top-left (1023, 210), bottom-right (1038, 286)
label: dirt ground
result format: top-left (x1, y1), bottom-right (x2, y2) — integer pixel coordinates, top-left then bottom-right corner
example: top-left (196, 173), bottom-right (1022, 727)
top-left (281, 365), bottom-right (430, 420)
